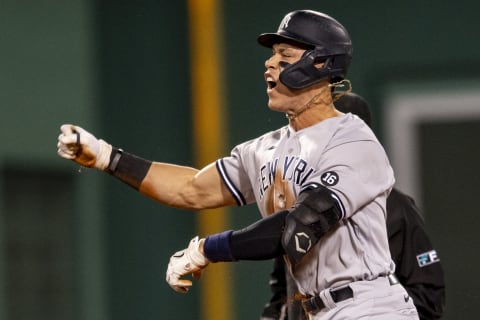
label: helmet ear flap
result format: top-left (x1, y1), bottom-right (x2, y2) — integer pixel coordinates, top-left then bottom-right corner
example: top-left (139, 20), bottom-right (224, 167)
top-left (328, 54), bottom-right (352, 83)
top-left (279, 50), bottom-right (338, 90)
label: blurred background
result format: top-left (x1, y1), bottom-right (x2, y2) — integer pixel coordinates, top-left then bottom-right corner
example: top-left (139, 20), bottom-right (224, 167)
top-left (1, 0), bottom-right (480, 319)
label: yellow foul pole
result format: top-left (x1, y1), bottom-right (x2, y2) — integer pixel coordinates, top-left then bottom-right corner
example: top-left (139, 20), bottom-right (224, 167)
top-left (187, 0), bottom-right (232, 320)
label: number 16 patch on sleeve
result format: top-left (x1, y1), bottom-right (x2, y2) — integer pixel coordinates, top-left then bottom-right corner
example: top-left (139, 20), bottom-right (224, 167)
top-left (321, 171), bottom-right (339, 186)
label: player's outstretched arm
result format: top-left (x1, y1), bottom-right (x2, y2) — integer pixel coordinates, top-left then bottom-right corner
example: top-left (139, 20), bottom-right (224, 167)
top-left (140, 161), bottom-right (236, 209)
top-left (165, 186), bottom-right (345, 293)
top-left (165, 211), bottom-right (287, 293)
top-left (174, 184), bottom-right (342, 293)
top-left (57, 124), bottom-right (236, 210)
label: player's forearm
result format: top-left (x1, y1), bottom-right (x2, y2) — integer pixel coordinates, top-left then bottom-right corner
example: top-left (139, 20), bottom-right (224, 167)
top-left (139, 162), bottom-right (200, 207)
top-left (139, 162), bottom-right (234, 209)
top-left (57, 125), bottom-right (235, 210)
top-left (203, 210), bottom-right (287, 262)
top-left (103, 147), bottom-right (235, 209)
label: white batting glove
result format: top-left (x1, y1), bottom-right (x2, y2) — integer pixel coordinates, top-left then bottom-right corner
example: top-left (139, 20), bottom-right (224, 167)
top-left (57, 124), bottom-right (112, 170)
top-left (166, 236), bottom-right (210, 293)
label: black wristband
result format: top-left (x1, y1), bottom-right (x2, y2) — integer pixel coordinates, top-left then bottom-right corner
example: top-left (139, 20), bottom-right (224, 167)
top-left (106, 147), bottom-right (152, 190)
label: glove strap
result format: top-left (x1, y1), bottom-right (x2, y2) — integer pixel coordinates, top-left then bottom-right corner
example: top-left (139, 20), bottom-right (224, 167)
top-left (108, 148), bottom-right (123, 172)
top-left (105, 147), bottom-right (152, 190)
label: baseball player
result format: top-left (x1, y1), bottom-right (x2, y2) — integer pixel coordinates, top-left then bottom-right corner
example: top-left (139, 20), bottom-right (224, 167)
top-left (260, 93), bottom-right (446, 320)
top-left (57, 10), bottom-right (419, 319)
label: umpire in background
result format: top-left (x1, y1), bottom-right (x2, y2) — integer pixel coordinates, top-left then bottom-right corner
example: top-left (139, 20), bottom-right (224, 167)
top-left (261, 93), bottom-right (446, 320)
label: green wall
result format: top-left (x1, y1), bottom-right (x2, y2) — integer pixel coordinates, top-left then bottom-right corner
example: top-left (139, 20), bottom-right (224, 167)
top-left (0, 1), bottom-right (106, 319)
top-left (1, 0), bottom-right (480, 319)
top-left (94, 1), bottom-right (197, 319)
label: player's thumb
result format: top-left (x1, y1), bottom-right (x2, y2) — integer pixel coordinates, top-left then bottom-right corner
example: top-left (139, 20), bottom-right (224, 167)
top-left (192, 270), bottom-right (203, 280)
top-left (175, 279), bottom-right (193, 293)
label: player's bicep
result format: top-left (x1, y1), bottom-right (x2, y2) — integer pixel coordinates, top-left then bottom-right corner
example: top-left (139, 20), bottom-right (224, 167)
top-left (191, 162), bottom-right (238, 207)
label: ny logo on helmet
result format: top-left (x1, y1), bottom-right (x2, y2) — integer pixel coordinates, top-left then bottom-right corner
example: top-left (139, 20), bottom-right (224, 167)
top-left (280, 14), bottom-right (292, 29)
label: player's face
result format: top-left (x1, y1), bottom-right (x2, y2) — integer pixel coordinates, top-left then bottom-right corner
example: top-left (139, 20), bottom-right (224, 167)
top-left (264, 43), bottom-right (326, 114)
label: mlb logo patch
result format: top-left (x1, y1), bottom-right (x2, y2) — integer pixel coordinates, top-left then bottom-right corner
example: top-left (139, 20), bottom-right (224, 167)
top-left (416, 250), bottom-right (440, 267)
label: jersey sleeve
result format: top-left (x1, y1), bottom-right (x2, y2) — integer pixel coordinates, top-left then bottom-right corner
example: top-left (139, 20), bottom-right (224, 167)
top-left (216, 144), bottom-right (256, 206)
top-left (304, 140), bottom-right (395, 218)
top-left (387, 189), bottom-right (446, 319)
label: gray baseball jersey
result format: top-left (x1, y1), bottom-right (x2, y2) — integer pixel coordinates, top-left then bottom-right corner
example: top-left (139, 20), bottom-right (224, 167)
top-left (216, 113), bottom-right (396, 295)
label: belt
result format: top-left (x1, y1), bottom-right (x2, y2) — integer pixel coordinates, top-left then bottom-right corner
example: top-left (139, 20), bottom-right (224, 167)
top-left (301, 286), bottom-right (353, 314)
top-left (301, 274), bottom-right (399, 314)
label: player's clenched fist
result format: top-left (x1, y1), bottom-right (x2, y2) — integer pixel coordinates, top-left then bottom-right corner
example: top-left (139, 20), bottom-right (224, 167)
top-left (57, 124), bottom-right (112, 170)
top-left (166, 236), bottom-right (210, 293)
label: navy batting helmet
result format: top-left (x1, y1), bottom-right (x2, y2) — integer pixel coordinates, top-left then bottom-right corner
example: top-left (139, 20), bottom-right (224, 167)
top-left (258, 10), bottom-right (352, 89)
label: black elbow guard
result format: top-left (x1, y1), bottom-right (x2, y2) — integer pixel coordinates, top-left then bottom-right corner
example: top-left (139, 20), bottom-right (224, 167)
top-left (282, 185), bottom-right (344, 266)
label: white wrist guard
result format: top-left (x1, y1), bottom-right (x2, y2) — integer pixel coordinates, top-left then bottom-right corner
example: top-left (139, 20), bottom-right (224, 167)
top-left (95, 139), bottom-right (113, 170)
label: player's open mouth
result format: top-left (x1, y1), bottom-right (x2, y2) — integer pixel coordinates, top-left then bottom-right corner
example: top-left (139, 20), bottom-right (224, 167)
top-left (266, 76), bottom-right (277, 89)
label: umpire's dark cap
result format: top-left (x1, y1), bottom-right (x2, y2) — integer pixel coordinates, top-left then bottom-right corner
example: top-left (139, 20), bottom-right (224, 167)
top-left (335, 93), bottom-right (372, 127)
